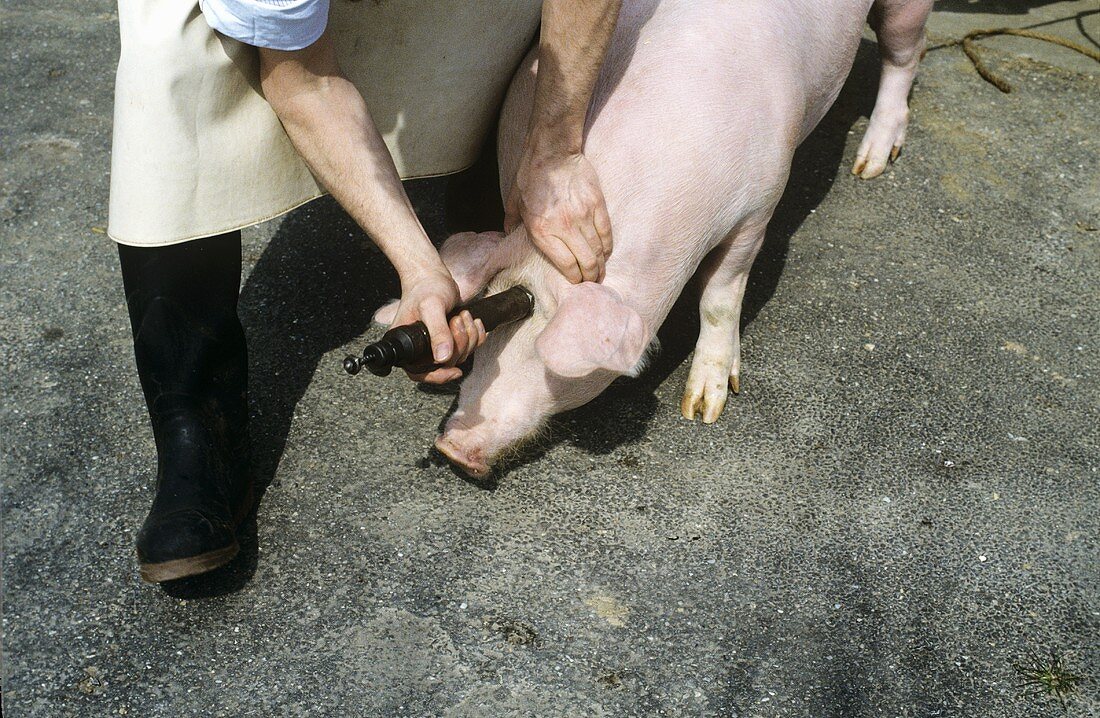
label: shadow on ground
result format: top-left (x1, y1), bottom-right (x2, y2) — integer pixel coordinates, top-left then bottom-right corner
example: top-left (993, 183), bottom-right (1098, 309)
top-left (935, 0), bottom-right (1068, 13)
top-left (159, 139), bottom-right (503, 596)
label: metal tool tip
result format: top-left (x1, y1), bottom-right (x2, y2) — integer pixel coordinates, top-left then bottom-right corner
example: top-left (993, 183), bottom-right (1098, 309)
top-left (342, 356), bottom-right (362, 375)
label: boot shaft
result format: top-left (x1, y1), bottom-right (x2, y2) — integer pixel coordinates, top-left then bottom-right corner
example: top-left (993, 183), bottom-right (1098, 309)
top-left (117, 233), bottom-right (249, 439)
top-left (118, 232), bottom-right (255, 580)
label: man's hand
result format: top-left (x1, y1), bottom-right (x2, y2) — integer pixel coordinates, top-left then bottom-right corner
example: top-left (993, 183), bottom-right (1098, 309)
top-left (390, 267), bottom-right (486, 385)
top-left (505, 0), bottom-right (621, 284)
top-left (504, 148), bottom-right (612, 284)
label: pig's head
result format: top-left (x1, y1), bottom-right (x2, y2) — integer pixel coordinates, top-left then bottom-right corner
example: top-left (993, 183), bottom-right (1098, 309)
top-left (376, 230), bottom-right (651, 477)
top-left (437, 268), bottom-right (651, 477)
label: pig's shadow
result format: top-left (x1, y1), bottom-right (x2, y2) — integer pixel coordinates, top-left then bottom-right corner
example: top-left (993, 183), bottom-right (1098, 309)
top-left (533, 38), bottom-right (886, 466)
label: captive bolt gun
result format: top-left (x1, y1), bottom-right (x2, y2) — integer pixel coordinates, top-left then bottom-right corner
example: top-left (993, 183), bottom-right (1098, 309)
top-left (343, 285), bottom-right (535, 377)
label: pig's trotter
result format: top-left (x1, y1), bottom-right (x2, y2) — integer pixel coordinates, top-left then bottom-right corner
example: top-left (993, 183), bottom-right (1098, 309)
top-left (373, 300), bottom-right (399, 327)
top-left (438, 231), bottom-right (517, 302)
top-left (853, 0), bottom-right (933, 180)
top-left (851, 73), bottom-right (911, 180)
top-left (682, 254), bottom-right (753, 424)
top-left (681, 357), bottom-right (737, 424)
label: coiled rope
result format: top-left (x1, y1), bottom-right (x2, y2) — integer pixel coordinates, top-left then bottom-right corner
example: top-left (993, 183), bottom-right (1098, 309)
top-left (946, 27), bottom-right (1100, 93)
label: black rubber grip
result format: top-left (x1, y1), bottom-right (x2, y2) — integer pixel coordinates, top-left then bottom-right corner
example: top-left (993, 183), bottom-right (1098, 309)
top-left (343, 286), bottom-right (535, 377)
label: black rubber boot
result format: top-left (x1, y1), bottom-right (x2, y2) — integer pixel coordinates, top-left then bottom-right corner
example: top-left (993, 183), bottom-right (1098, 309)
top-left (118, 232), bottom-right (254, 583)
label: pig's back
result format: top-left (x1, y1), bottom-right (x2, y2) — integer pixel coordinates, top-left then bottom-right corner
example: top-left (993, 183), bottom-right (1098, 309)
top-left (592, 0), bottom-right (872, 143)
top-left (579, 0), bottom-right (872, 284)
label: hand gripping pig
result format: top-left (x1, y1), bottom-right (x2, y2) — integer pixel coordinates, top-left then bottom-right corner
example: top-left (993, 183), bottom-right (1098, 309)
top-left (378, 0), bottom-right (933, 477)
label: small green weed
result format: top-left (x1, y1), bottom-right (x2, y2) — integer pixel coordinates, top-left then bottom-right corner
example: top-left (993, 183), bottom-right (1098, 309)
top-left (1015, 651), bottom-right (1082, 708)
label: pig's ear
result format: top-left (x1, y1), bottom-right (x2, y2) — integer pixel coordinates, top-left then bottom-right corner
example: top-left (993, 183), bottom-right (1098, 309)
top-left (536, 283), bottom-right (649, 378)
top-left (439, 231), bottom-right (515, 302)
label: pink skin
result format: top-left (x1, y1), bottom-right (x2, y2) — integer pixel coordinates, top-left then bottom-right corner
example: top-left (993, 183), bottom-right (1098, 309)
top-left (378, 0), bottom-right (933, 475)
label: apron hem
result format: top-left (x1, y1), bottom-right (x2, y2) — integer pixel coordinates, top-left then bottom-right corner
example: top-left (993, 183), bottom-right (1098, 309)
top-left (109, 192), bottom-right (326, 247)
top-left (107, 161), bottom-right (481, 247)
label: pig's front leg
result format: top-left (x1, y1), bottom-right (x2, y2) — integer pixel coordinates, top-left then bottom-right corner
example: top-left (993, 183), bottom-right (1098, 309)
top-left (681, 228), bottom-right (764, 423)
top-left (852, 0), bottom-right (933, 179)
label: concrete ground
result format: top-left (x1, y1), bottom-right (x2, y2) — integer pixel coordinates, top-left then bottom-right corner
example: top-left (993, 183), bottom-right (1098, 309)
top-left (2, 1), bottom-right (1098, 716)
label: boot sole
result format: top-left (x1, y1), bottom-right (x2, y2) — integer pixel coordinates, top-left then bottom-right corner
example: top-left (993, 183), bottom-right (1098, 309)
top-left (139, 543), bottom-right (240, 583)
top-left (136, 478), bottom-right (256, 584)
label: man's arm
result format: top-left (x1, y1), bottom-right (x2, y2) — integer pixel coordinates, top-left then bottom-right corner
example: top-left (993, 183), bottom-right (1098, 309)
top-left (258, 32), bottom-right (482, 384)
top-left (504, 0), bottom-right (622, 284)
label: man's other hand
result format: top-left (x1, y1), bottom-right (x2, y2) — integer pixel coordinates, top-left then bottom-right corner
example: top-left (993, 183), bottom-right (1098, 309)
top-left (505, 149), bottom-right (612, 284)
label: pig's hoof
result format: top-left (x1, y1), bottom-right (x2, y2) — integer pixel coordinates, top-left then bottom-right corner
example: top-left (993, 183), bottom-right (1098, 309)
top-left (680, 367), bottom-right (738, 424)
top-left (434, 435), bottom-right (492, 478)
top-left (851, 108), bottom-right (909, 180)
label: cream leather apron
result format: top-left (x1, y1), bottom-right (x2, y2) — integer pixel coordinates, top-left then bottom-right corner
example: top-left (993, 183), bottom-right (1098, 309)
top-left (108, 0), bottom-right (541, 246)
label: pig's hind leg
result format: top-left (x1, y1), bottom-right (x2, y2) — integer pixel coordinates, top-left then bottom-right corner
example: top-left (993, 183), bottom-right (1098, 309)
top-left (680, 226), bottom-right (764, 423)
top-left (852, 0), bottom-right (933, 179)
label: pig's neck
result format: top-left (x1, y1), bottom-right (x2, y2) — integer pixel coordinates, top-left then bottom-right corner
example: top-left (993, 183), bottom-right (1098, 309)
top-left (604, 250), bottom-right (698, 339)
top-left (530, 250), bottom-right (692, 344)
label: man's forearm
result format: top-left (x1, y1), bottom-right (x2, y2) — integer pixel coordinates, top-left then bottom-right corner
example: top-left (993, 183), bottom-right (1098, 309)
top-left (259, 38), bottom-right (443, 280)
top-left (528, 0), bottom-right (622, 154)
top-left (503, 0), bottom-right (619, 283)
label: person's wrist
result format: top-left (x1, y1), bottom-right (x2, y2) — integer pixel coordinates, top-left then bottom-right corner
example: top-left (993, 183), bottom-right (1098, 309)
top-left (395, 254), bottom-right (448, 287)
top-left (525, 120), bottom-right (584, 159)
top-left (386, 233), bottom-right (446, 282)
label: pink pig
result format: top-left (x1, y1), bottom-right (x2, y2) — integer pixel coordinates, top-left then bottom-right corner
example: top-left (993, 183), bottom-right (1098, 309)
top-left (379, 0), bottom-right (933, 476)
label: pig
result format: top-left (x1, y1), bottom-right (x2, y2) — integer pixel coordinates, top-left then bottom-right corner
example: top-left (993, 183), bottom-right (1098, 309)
top-left (377, 0), bottom-right (934, 477)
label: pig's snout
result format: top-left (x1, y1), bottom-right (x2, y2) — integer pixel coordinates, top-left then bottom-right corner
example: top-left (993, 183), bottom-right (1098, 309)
top-left (435, 424), bottom-right (493, 478)
top-left (435, 410), bottom-right (543, 478)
